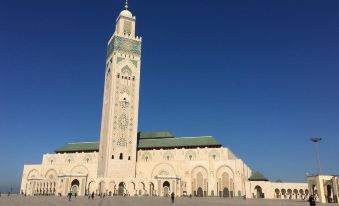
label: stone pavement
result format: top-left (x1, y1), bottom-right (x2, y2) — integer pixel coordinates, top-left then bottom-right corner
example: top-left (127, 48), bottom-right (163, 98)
top-left (0, 196), bottom-right (331, 206)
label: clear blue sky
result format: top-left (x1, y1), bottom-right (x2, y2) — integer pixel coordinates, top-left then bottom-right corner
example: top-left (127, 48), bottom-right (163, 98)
top-left (0, 0), bottom-right (338, 193)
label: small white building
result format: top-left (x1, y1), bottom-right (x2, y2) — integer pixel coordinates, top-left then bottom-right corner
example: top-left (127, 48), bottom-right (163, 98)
top-left (21, 2), bottom-right (309, 200)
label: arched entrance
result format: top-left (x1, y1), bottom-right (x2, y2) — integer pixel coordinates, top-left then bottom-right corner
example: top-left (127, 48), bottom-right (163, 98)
top-left (71, 179), bottom-right (80, 196)
top-left (275, 188), bottom-right (280, 198)
top-left (327, 185), bottom-right (332, 203)
top-left (149, 183), bottom-right (155, 196)
top-left (118, 182), bottom-right (125, 196)
top-left (197, 187), bottom-right (203, 197)
top-left (255, 185), bottom-right (263, 198)
top-left (281, 189), bottom-right (286, 198)
top-left (163, 181), bottom-right (170, 197)
top-left (87, 181), bottom-right (94, 195)
top-left (223, 187), bottom-right (229, 197)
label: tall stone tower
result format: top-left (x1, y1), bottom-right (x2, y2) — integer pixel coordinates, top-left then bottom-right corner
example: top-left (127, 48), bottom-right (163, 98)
top-left (98, 2), bottom-right (142, 178)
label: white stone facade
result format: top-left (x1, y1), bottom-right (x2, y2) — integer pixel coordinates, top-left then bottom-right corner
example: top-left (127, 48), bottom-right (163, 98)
top-left (20, 5), bottom-right (309, 200)
top-left (307, 175), bottom-right (339, 204)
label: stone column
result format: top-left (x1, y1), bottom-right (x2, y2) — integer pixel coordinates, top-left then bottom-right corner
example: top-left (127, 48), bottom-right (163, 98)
top-left (316, 176), bottom-right (326, 203)
top-left (81, 178), bottom-right (85, 195)
top-left (65, 178), bottom-right (69, 195)
top-left (158, 180), bottom-right (161, 196)
top-left (178, 179), bottom-right (181, 196)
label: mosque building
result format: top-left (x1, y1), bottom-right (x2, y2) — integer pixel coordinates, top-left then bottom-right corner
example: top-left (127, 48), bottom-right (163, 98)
top-left (21, 1), bottom-right (313, 200)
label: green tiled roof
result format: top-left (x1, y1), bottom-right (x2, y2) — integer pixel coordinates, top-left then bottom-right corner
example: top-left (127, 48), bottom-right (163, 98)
top-left (55, 142), bottom-right (99, 153)
top-left (249, 171), bottom-right (269, 181)
top-left (138, 136), bottom-right (220, 149)
top-left (55, 132), bottom-right (222, 153)
top-left (138, 131), bottom-right (174, 139)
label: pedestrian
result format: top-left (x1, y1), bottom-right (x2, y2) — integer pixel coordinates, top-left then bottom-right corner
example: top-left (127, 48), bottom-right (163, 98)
top-left (68, 192), bottom-right (72, 201)
top-left (309, 195), bottom-right (316, 206)
top-left (171, 192), bottom-right (175, 203)
top-left (91, 192), bottom-right (95, 200)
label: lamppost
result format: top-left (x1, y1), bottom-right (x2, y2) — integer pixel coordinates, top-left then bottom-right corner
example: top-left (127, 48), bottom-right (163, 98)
top-left (310, 137), bottom-right (322, 175)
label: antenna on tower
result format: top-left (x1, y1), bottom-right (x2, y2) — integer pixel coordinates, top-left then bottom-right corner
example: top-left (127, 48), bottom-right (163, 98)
top-left (125, 0), bottom-right (128, 10)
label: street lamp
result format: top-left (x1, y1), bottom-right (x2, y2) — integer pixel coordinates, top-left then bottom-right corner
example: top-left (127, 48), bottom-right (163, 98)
top-left (310, 137), bottom-right (322, 175)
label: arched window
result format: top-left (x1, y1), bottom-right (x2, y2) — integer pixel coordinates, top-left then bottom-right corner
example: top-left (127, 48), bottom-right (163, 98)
top-left (119, 153), bottom-right (123, 160)
top-left (111, 155), bottom-right (114, 159)
top-left (128, 156), bottom-right (131, 160)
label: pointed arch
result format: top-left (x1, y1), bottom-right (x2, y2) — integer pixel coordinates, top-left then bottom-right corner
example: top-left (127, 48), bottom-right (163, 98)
top-left (117, 58), bottom-right (137, 70)
top-left (121, 65), bottom-right (132, 76)
top-left (45, 169), bottom-right (57, 179)
top-left (27, 169), bottom-right (40, 179)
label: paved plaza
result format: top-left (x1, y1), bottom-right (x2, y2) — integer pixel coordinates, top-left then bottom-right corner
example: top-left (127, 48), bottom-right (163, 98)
top-left (0, 196), bottom-right (330, 206)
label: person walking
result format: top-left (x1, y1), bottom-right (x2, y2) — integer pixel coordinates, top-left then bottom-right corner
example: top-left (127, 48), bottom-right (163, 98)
top-left (171, 192), bottom-right (175, 203)
top-left (309, 195), bottom-right (316, 206)
top-left (91, 192), bottom-right (95, 200)
top-left (68, 192), bottom-right (72, 201)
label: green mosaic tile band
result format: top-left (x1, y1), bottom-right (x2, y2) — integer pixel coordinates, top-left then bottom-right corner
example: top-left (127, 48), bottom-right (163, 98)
top-left (130, 60), bottom-right (138, 67)
top-left (117, 57), bottom-right (125, 63)
top-left (107, 36), bottom-right (141, 57)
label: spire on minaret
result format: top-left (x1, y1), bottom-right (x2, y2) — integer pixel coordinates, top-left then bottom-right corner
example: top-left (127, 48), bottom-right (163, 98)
top-left (125, 0), bottom-right (128, 10)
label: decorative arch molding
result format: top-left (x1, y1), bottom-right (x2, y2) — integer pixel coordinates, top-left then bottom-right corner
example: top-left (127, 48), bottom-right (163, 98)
top-left (191, 165), bottom-right (208, 178)
top-left (151, 163), bottom-right (177, 177)
top-left (70, 165), bottom-right (89, 175)
top-left (27, 169), bottom-right (40, 179)
top-left (48, 156), bottom-right (56, 164)
top-left (83, 154), bottom-right (93, 163)
top-left (138, 182), bottom-right (145, 189)
top-left (141, 152), bottom-right (152, 162)
top-left (44, 169), bottom-right (58, 179)
top-left (121, 65), bottom-right (132, 75)
top-left (87, 180), bottom-right (95, 194)
top-left (163, 151), bottom-right (174, 160)
top-left (128, 181), bottom-right (136, 190)
top-left (65, 155), bottom-right (74, 164)
top-left (208, 149), bottom-right (220, 160)
top-left (185, 150), bottom-right (197, 160)
top-left (87, 180), bottom-right (95, 188)
top-left (118, 59), bottom-right (137, 71)
top-left (216, 165), bottom-right (235, 178)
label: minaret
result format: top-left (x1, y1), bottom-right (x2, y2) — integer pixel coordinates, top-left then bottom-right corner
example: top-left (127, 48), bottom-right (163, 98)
top-left (98, 1), bottom-right (142, 178)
